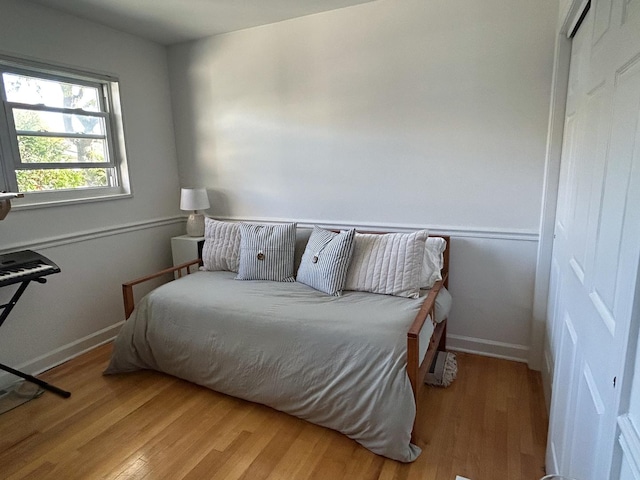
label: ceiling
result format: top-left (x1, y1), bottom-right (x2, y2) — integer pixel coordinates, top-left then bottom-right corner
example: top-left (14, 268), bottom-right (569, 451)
top-left (28, 0), bottom-right (378, 45)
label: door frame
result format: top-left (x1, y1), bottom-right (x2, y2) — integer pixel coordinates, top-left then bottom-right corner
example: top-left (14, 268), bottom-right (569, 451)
top-left (529, 0), bottom-right (590, 406)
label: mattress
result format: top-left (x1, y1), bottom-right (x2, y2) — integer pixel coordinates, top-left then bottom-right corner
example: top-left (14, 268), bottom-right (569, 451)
top-left (105, 271), bottom-right (449, 462)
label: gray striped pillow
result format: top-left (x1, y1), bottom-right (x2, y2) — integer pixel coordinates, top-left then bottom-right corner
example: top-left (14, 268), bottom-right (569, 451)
top-left (236, 223), bottom-right (296, 282)
top-left (296, 226), bottom-right (356, 296)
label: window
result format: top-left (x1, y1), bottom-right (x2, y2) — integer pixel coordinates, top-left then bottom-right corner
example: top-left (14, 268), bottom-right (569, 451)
top-left (0, 55), bottom-right (130, 207)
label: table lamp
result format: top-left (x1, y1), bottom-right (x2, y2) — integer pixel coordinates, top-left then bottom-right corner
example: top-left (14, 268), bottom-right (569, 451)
top-left (180, 188), bottom-right (210, 237)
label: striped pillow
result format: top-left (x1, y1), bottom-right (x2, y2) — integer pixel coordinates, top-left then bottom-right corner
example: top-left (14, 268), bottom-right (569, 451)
top-left (296, 226), bottom-right (356, 296)
top-left (202, 218), bottom-right (240, 272)
top-left (236, 223), bottom-right (296, 282)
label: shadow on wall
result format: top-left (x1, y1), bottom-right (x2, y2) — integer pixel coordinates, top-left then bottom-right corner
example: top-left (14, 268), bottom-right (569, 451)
top-left (207, 189), bottom-right (232, 217)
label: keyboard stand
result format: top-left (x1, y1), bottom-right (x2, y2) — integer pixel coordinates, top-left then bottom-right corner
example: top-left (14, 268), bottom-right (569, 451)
top-left (0, 278), bottom-right (71, 399)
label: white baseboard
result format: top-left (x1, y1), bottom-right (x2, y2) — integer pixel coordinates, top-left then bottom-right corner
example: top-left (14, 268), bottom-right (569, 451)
top-left (447, 334), bottom-right (530, 363)
top-left (0, 321), bottom-right (123, 389)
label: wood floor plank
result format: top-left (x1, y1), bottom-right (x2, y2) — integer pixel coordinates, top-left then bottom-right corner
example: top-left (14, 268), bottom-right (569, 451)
top-left (1, 373), bottom-right (177, 479)
top-left (181, 430), bottom-right (252, 480)
top-left (0, 346), bottom-right (548, 480)
top-left (237, 415), bottom-right (305, 480)
top-left (100, 391), bottom-right (226, 480)
top-left (262, 424), bottom-right (333, 480)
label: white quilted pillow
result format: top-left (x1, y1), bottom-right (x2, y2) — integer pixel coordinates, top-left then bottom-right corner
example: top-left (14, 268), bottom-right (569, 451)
top-left (344, 230), bottom-right (429, 298)
top-left (201, 218), bottom-right (241, 272)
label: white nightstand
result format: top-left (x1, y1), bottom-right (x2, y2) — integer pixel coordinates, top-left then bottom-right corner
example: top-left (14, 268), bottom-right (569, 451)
top-left (171, 235), bottom-right (205, 269)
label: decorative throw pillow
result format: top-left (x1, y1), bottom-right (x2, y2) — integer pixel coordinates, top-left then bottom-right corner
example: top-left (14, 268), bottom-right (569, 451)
top-left (236, 222), bottom-right (297, 282)
top-left (201, 218), bottom-right (241, 272)
top-left (296, 226), bottom-right (356, 296)
top-left (344, 230), bottom-right (429, 298)
top-left (420, 237), bottom-right (447, 289)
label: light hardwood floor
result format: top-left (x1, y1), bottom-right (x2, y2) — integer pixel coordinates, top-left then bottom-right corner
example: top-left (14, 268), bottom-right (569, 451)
top-left (0, 345), bottom-right (548, 480)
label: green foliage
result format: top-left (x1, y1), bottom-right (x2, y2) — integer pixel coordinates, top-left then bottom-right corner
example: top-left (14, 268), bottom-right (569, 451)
top-left (17, 169), bottom-right (86, 191)
top-left (14, 109), bottom-right (108, 192)
top-left (83, 168), bottom-right (107, 186)
top-left (18, 136), bottom-right (71, 164)
top-left (17, 168), bottom-right (108, 192)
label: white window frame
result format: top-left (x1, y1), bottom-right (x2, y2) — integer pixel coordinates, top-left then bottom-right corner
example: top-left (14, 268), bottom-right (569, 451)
top-left (0, 54), bottom-right (131, 208)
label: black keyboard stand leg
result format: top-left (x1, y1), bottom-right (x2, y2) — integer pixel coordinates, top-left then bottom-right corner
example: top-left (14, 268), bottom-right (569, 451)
top-left (0, 280), bottom-right (31, 329)
top-left (0, 276), bottom-right (70, 399)
top-left (0, 362), bottom-right (71, 398)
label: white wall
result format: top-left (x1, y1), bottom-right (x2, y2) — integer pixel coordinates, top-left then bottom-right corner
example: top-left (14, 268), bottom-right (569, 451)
top-left (168, 0), bottom-right (558, 361)
top-left (0, 0), bottom-right (184, 382)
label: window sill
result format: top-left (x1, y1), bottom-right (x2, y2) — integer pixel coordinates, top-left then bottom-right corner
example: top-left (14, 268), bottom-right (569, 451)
top-left (11, 189), bottom-right (133, 210)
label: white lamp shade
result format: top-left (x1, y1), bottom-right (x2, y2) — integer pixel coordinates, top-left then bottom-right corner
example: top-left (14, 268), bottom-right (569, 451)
top-left (180, 188), bottom-right (210, 211)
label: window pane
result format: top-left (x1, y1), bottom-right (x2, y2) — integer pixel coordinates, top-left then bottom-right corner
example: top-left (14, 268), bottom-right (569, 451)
top-left (18, 135), bottom-right (108, 163)
top-left (16, 168), bottom-right (110, 192)
top-left (3, 73), bottom-right (100, 112)
top-left (13, 109), bottom-right (105, 135)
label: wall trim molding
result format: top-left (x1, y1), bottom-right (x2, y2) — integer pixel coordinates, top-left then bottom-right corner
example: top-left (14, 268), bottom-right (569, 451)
top-left (213, 215), bottom-right (539, 242)
top-left (618, 414), bottom-right (640, 479)
top-left (447, 334), bottom-right (530, 363)
top-left (0, 215), bottom-right (185, 255)
top-left (0, 321), bottom-right (123, 389)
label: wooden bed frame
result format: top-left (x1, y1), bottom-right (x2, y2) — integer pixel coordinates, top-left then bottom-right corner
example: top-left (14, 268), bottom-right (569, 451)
top-left (122, 259), bottom-right (201, 320)
top-left (122, 234), bottom-right (451, 446)
top-left (407, 236), bottom-right (450, 442)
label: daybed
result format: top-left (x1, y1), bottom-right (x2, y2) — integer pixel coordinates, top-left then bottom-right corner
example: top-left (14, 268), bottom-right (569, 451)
top-left (105, 223), bottom-right (452, 463)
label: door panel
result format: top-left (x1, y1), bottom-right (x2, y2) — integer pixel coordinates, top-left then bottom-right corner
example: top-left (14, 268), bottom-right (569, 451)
top-left (557, 114), bottom-right (577, 235)
top-left (592, 0), bottom-right (612, 46)
top-left (623, 0), bottom-right (640, 22)
top-left (548, 311), bottom-right (579, 473)
top-left (571, 363), bottom-right (605, 479)
top-left (592, 55), bottom-right (640, 334)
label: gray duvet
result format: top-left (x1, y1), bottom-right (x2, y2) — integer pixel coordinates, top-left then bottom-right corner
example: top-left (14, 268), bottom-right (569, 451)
top-left (105, 271), bottom-right (424, 462)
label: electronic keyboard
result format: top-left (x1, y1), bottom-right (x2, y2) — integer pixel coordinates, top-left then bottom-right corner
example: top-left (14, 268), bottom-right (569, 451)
top-left (0, 250), bottom-right (60, 287)
top-left (0, 249), bottom-right (69, 398)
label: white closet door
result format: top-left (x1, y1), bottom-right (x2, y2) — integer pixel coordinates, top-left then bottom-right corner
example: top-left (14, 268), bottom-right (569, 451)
top-left (546, 0), bottom-right (640, 478)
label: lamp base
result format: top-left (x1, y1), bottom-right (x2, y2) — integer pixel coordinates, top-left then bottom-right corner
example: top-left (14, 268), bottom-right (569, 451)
top-left (186, 213), bottom-right (205, 237)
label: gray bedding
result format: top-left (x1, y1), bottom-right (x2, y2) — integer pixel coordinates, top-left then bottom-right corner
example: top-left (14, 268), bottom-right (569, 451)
top-left (105, 271), bottom-right (429, 462)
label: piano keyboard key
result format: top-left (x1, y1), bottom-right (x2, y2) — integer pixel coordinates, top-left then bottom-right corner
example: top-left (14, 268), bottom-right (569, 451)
top-left (0, 250), bottom-right (60, 287)
top-left (0, 263), bottom-right (56, 279)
